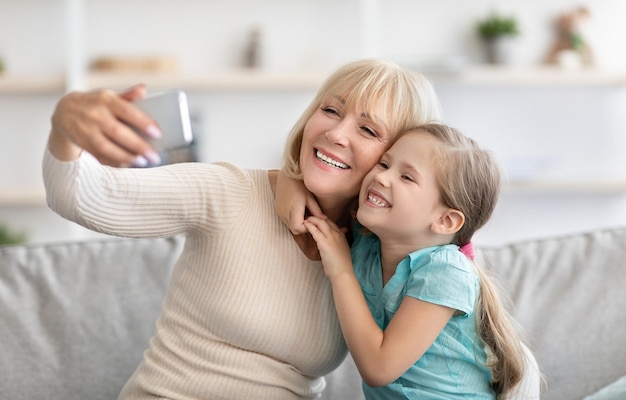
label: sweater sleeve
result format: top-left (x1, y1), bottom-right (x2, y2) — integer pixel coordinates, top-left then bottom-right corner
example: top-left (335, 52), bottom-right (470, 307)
top-left (42, 147), bottom-right (252, 238)
top-left (42, 147), bottom-right (83, 223)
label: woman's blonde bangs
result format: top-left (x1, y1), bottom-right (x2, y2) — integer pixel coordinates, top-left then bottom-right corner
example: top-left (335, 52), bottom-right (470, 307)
top-left (331, 63), bottom-right (438, 139)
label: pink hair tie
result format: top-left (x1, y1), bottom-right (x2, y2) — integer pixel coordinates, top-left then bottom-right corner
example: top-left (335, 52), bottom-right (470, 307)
top-left (459, 242), bottom-right (475, 260)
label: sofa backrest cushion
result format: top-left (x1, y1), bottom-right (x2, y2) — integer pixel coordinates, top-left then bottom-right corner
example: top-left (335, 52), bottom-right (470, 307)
top-left (2, 227), bottom-right (625, 400)
top-left (479, 227), bottom-right (626, 400)
top-left (0, 236), bottom-right (184, 400)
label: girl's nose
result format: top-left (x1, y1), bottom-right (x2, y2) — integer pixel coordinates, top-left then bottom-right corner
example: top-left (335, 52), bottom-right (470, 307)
top-left (373, 169), bottom-right (391, 187)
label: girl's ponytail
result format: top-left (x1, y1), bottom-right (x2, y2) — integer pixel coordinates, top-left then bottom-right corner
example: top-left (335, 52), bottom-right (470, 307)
top-left (474, 262), bottom-right (525, 394)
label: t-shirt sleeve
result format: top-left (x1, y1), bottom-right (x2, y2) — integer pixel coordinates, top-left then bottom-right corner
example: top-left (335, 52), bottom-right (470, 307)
top-left (405, 250), bottom-right (478, 316)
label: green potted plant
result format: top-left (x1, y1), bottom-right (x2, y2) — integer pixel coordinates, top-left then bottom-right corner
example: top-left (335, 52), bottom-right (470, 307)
top-left (477, 12), bottom-right (520, 64)
top-left (0, 224), bottom-right (27, 246)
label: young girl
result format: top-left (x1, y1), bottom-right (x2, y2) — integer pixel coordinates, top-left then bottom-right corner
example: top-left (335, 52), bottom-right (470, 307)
top-left (303, 123), bottom-right (526, 399)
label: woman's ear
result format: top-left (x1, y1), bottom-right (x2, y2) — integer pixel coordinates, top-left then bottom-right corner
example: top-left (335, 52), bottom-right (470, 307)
top-left (432, 208), bottom-right (465, 235)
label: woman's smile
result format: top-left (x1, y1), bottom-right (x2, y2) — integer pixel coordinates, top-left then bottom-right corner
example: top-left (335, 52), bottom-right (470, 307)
top-left (315, 149), bottom-right (349, 170)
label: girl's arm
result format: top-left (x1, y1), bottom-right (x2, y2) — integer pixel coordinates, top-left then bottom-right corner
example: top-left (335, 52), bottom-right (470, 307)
top-left (275, 168), bottom-right (326, 235)
top-left (304, 216), bottom-right (455, 387)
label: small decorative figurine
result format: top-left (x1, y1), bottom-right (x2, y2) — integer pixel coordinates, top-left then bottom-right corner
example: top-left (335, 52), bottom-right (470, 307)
top-left (545, 6), bottom-right (593, 68)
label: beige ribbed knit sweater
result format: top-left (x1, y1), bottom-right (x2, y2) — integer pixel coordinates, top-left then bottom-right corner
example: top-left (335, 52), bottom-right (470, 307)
top-left (43, 150), bottom-right (347, 399)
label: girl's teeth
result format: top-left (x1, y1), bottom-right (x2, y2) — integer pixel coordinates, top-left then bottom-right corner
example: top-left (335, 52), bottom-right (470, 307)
top-left (368, 194), bottom-right (388, 207)
top-left (316, 150), bottom-right (348, 169)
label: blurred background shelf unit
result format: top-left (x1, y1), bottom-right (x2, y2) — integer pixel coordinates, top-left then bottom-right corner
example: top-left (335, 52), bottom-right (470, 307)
top-left (2, 0), bottom-right (626, 245)
top-left (5, 0), bottom-right (626, 94)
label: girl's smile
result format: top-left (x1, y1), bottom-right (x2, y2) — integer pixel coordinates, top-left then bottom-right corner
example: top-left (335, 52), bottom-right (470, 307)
top-left (365, 189), bottom-right (390, 208)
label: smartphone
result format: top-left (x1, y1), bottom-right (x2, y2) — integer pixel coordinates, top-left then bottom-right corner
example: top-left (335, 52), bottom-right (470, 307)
top-left (130, 90), bottom-right (195, 166)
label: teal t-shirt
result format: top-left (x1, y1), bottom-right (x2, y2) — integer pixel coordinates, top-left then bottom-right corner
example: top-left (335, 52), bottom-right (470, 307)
top-left (350, 226), bottom-right (495, 399)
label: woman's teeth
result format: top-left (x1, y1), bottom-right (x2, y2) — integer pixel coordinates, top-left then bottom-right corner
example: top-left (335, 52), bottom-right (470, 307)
top-left (368, 194), bottom-right (388, 207)
top-left (316, 150), bottom-right (348, 169)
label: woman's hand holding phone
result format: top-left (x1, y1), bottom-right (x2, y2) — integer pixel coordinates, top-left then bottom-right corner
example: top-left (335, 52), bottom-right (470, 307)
top-left (49, 84), bottom-right (163, 167)
top-left (127, 90), bottom-right (194, 167)
top-left (49, 85), bottom-right (194, 168)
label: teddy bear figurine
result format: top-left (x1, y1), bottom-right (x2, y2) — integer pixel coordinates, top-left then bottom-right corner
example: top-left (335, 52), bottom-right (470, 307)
top-left (545, 6), bottom-right (594, 68)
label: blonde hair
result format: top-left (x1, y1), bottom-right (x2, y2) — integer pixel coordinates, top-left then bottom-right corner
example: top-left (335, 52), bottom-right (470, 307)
top-left (413, 123), bottom-right (526, 396)
top-left (281, 59), bottom-right (441, 179)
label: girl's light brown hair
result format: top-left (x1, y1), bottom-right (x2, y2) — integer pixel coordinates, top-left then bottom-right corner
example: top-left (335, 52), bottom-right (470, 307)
top-left (414, 123), bottom-right (526, 396)
top-left (281, 59), bottom-right (441, 179)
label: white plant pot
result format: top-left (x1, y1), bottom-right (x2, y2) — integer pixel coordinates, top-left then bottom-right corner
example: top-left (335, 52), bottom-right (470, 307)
top-left (483, 37), bottom-right (514, 65)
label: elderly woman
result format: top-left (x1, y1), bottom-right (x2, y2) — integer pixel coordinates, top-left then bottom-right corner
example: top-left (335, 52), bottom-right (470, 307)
top-left (43, 59), bottom-right (440, 399)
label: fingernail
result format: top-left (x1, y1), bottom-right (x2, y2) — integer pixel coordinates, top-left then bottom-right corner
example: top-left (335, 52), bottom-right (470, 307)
top-left (145, 125), bottom-right (162, 139)
top-left (144, 151), bottom-right (161, 165)
top-left (132, 156), bottom-right (148, 168)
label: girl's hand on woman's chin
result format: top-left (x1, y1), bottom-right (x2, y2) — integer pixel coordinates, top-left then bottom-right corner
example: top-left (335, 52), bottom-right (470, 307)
top-left (303, 216), bottom-right (352, 278)
top-left (275, 169), bottom-right (326, 235)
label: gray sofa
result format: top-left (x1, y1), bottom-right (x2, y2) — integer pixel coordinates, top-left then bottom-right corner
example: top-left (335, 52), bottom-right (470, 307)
top-left (1, 227), bottom-right (626, 400)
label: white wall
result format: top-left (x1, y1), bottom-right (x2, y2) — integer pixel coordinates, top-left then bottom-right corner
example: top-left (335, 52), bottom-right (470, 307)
top-left (2, 0), bottom-right (626, 245)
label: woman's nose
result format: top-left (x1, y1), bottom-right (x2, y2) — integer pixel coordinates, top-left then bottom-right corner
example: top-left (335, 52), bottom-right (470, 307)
top-left (325, 120), bottom-right (351, 146)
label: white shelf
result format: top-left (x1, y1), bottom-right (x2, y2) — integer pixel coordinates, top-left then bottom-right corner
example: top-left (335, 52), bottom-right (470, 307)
top-left (85, 70), bottom-right (328, 91)
top-left (426, 65), bottom-right (626, 87)
top-left (3, 179), bottom-right (626, 208)
top-left (0, 75), bottom-right (65, 94)
top-left (0, 189), bottom-right (47, 207)
top-left (3, 66), bottom-right (626, 94)
top-left (505, 180), bottom-right (626, 194)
